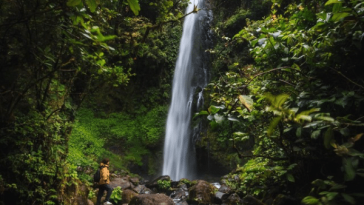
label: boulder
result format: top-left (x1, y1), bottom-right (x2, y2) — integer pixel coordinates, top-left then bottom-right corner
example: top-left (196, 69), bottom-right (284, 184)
top-left (241, 195), bottom-right (264, 205)
top-left (214, 191), bottom-right (229, 204)
top-left (129, 193), bottom-right (174, 205)
top-left (141, 187), bottom-right (154, 194)
top-left (145, 175), bottom-right (171, 189)
top-left (223, 193), bottom-right (241, 205)
top-left (109, 177), bottom-right (133, 190)
top-left (188, 180), bottom-right (216, 205)
top-left (178, 183), bottom-right (188, 191)
top-left (218, 185), bottom-right (232, 194)
top-left (121, 189), bottom-right (139, 204)
top-left (130, 177), bottom-right (140, 186)
top-left (133, 185), bottom-right (146, 194)
top-left (170, 187), bottom-right (189, 202)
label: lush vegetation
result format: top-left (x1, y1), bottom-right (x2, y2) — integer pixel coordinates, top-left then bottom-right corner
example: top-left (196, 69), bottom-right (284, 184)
top-left (195, 0), bottom-right (364, 204)
top-left (0, 0), bottom-right (186, 204)
top-left (1, 0), bottom-right (364, 204)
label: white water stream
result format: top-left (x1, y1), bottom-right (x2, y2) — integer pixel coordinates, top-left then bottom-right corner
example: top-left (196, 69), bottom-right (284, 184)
top-left (163, 0), bottom-right (210, 181)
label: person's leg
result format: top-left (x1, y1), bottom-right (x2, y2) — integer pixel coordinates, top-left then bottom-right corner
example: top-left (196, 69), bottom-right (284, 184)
top-left (96, 185), bottom-right (105, 205)
top-left (104, 184), bottom-right (113, 202)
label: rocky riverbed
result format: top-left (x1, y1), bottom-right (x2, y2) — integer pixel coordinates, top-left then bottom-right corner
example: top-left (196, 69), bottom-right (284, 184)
top-left (77, 174), bottom-right (276, 205)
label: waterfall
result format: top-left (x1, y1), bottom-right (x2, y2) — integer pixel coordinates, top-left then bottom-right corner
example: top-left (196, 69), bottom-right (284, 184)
top-left (163, 0), bottom-right (212, 181)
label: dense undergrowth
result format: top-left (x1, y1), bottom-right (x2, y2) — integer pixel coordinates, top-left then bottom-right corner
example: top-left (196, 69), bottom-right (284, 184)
top-left (0, 0), bottom-right (185, 204)
top-left (195, 0), bottom-right (364, 204)
top-left (68, 105), bottom-right (168, 180)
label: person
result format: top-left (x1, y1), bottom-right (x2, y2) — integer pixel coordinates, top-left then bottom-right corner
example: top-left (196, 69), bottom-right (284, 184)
top-left (96, 158), bottom-right (113, 205)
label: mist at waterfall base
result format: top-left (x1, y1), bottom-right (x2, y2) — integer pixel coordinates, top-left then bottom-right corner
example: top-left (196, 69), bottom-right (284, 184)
top-left (162, 0), bottom-right (214, 181)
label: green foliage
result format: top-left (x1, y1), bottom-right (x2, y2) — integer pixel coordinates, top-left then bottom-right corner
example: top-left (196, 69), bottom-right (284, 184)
top-left (110, 186), bottom-right (123, 204)
top-left (0, 0), bottom-right (187, 203)
top-left (157, 179), bottom-right (171, 190)
top-left (224, 158), bottom-right (297, 197)
top-left (204, 0), bottom-right (364, 203)
top-left (68, 106), bottom-right (167, 173)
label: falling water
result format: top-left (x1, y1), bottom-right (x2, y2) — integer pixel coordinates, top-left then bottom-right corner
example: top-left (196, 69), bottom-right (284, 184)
top-left (163, 0), bottom-right (212, 181)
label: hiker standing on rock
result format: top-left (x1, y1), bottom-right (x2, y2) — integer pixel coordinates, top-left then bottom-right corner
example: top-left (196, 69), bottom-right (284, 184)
top-left (96, 158), bottom-right (113, 205)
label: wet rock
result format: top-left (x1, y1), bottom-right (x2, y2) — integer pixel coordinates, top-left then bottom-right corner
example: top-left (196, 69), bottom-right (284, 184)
top-left (133, 185), bottom-right (146, 194)
top-left (129, 193), bottom-right (174, 205)
top-left (109, 177), bottom-right (132, 189)
top-left (218, 185), bottom-right (232, 194)
top-left (188, 180), bottom-right (216, 205)
top-left (121, 189), bottom-right (139, 204)
top-left (178, 183), bottom-right (188, 191)
top-left (170, 187), bottom-right (189, 202)
top-left (142, 187), bottom-right (154, 194)
top-left (145, 175), bottom-right (171, 189)
top-left (223, 193), bottom-right (241, 205)
top-left (241, 195), bottom-right (264, 205)
top-left (214, 191), bottom-right (229, 204)
top-left (130, 177), bottom-right (140, 186)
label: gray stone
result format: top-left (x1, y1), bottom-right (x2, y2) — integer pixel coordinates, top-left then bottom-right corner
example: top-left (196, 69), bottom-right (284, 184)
top-left (109, 177), bottom-right (132, 189)
top-left (129, 193), bottom-right (174, 205)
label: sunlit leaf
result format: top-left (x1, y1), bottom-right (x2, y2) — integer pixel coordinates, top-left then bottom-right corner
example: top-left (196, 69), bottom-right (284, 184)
top-left (239, 95), bottom-right (253, 112)
top-left (85, 0), bottom-right (97, 12)
top-left (208, 105), bottom-right (220, 114)
top-left (127, 0), bottom-right (141, 15)
top-left (325, 0), bottom-right (343, 6)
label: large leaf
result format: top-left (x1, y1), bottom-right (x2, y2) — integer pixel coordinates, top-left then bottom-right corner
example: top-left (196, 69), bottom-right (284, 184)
top-left (238, 95), bottom-right (253, 112)
top-left (67, 0), bottom-right (82, 7)
top-left (127, 0), bottom-right (140, 15)
top-left (208, 105), bottom-right (220, 115)
top-left (301, 196), bottom-right (320, 205)
top-left (325, 0), bottom-right (343, 6)
top-left (331, 12), bottom-right (350, 22)
top-left (85, 0), bottom-right (97, 12)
